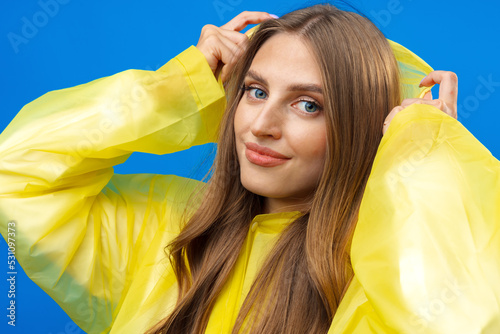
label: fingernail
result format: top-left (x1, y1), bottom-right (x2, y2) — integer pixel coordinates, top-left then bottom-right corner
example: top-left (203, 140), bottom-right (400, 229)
top-left (419, 77), bottom-right (426, 87)
top-left (269, 14), bottom-right (279, 19)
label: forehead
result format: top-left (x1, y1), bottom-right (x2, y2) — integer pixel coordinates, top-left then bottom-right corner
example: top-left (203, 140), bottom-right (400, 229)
top-left (248, 33), bottom-right (322, 86)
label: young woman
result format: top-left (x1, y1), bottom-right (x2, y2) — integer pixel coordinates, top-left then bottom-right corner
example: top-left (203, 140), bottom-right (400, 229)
top-left (1, 4), bottom-right (499, 334)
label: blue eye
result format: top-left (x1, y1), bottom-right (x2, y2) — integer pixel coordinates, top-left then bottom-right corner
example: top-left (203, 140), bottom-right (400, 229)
top-left (297, 101), bottom-right (319, 113)
top-left (249, 88), bottom-right (267, 99)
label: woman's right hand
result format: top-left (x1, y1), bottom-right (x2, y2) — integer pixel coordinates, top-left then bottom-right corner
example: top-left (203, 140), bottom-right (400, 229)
top-left (196, 11), bottom-right (277, 82)
top-left (383, 71), bottom-right (458, 135)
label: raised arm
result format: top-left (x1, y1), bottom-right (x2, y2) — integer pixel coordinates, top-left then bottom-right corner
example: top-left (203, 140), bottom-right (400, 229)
top-left (330, 73), bottom-right (500, 332)
top-left (0, 45), bottom-right (226, 333)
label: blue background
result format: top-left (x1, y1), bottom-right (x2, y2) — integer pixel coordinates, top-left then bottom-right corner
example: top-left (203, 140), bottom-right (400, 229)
top-left (0, 0), bottom-right (499, 333)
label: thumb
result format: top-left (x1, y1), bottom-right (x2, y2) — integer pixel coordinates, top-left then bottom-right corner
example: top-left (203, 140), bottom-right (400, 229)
top-left (423, 90), bottom-right (433, 100)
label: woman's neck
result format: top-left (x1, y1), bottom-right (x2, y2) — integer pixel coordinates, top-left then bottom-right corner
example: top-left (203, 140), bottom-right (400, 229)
top-left (263, 196), bottom-right (312, 214)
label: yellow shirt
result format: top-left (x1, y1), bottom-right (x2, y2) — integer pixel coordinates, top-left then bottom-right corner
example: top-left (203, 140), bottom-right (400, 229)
top-left (0, 45), bottom-right (499, 333)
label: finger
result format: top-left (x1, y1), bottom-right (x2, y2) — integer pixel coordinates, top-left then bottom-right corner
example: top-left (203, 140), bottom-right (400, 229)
top-left (423, 90), bottom-right (433, 100)
top-left (402, 98), bottom-right (447, 112)
top-left (219, 39), bottom-right (247, 82)
top-left (222, 11), bottom-right (276, 31)
top-left (399, 98), bottom-right (457, 120)
top-left (215, 34), bottom-right (244, 67)
top-left (400, 97), bottom-right (441, 108)
top-left (411, 99), bottom-right (456, 118)
top-left (218, 28), bottom-right (249, 46)
top-left (419, 71), bottom-right (458, 110)
top-left (220, 65), bottom-right (231, 83)
top-left (416, 99), bottom-right (446, 111)
top-left (198, 25), bottom-right (248, 57)
top-left (400, 98), bottom-right (422, 107)
top-left (220, 48), bottom-right (243, 82)
top-left (401, 97), bottom-right (444, 109)
top-left (215, 35), bottom-right (245, 81)
top-left (383, 105), bottom-right (404, 135)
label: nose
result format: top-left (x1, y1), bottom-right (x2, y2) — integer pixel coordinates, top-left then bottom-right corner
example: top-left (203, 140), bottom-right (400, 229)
top-left (250, 99), bottom-right (283, 139)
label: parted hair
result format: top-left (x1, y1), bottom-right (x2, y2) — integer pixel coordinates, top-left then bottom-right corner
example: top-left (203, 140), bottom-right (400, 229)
top-left (147, 3), bottom-right (401, 333)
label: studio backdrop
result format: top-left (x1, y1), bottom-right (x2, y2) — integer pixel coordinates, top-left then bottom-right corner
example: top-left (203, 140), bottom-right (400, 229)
top-left (0, 0), bottom-right (499, 333)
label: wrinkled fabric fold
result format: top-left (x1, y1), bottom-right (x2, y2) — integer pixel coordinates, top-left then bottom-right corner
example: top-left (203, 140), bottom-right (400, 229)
top-left (0, 46), bottom-right (226, 333)
top-left (329, 105), bottom-right (500, 333)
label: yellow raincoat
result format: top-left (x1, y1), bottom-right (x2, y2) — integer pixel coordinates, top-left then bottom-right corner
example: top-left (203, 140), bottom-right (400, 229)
top-left (0, 40), bottom-right (499, 333)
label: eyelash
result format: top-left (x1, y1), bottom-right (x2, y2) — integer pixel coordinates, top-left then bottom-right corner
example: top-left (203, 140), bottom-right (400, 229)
top-left (241, 84), bottom-right (323, 113)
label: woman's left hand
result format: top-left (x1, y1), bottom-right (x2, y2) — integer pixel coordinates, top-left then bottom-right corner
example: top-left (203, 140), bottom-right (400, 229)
top-left (383, 70), bottom-right (458, 135)
top-left (196, 11), bottom-right (276, 83)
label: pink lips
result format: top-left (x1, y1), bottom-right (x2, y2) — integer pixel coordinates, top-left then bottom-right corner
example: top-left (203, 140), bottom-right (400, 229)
top-left (244, 142), bottom-right (290, 167)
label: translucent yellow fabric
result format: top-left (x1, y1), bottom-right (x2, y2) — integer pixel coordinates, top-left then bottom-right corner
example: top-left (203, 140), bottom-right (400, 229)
top-left (388, 39), bottom-right (433, 100)
top-left (0, 41), bottom-right (499, 334)
top-left (331, 105), bottom-right (500, 333)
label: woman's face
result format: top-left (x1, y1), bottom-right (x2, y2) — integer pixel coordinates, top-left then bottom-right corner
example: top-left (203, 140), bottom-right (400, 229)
top-left (234, 33), bottom-right (327, 213)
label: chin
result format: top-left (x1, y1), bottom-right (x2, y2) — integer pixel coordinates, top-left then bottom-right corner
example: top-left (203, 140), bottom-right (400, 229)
top-left (240, 173), bottom-right (278, 197)
top-left (240, 177), bottom-right (270, 197)
top-left (240, 174), bottom-right (302, 199)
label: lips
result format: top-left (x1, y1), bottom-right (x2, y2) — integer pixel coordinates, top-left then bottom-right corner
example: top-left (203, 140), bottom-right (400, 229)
top-left (244, 142), bottom-right (290, 167)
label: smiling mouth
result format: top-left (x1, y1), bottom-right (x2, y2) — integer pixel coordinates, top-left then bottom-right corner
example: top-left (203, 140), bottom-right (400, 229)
top-left (244, 143), bottom-right (290, 167)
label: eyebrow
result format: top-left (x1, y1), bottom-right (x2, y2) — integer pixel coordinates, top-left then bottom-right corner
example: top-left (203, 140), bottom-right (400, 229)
top-left (245, 69), bottom-right (323, 95)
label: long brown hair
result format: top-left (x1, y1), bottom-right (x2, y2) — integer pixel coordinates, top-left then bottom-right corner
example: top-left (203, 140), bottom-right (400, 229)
top-left (148, 4), bottom-right (401, 333)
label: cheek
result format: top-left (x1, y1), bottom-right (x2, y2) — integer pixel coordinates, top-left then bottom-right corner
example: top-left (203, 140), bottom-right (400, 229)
top-left (305, 129), bottom-right (328, 187)
top-left (312, 130), bottom-right (327, 156)
top-left (309, 134), bottom-right (328, 175)
top-left (233, 104), bottom-right (248, 136)
top-left (291, 123), bottom-right (328, 162)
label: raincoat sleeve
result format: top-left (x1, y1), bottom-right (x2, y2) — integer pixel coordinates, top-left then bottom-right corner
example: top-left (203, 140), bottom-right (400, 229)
top-left (329, 104), bottom-right (500, 333)
top-left (0, 46), bottom-right (225, 333)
